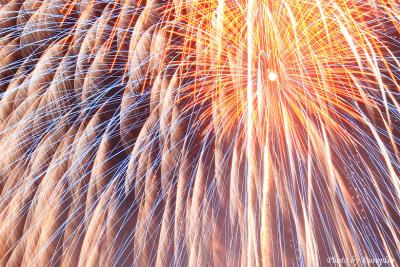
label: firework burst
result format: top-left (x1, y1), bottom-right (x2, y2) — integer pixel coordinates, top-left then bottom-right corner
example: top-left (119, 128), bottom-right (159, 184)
top-left (0, 0), bottom-right (399, 266)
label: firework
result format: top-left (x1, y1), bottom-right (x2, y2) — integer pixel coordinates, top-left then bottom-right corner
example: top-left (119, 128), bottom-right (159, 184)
top-left (0, 0), bottom-right (399, 266)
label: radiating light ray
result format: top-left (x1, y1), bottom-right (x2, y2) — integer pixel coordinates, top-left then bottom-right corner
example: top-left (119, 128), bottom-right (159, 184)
top-left (0, 0), bottom-right (399, 266)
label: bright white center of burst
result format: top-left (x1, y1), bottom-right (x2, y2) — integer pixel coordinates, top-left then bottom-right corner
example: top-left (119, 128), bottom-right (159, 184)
top-left (268, 71), bottom-right (277, 82)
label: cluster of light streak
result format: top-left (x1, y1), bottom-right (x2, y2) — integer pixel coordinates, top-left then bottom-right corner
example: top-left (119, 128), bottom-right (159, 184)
top-left (162, 0), bottom-right (400, 265)
top-left (0, 0), bottom-right (399, 266)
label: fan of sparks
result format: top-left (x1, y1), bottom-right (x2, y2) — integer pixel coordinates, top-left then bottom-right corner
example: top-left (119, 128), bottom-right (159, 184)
top-left (163, 0), bottom-right (400, 265)
top-left (10, 0), bottom-right (400, 265)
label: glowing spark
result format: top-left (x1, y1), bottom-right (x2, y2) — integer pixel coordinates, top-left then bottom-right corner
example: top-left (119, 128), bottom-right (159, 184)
top-left (268, 71), bottom-right (277, 82)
